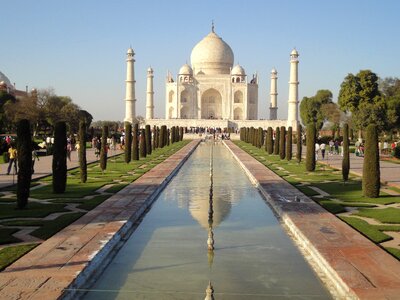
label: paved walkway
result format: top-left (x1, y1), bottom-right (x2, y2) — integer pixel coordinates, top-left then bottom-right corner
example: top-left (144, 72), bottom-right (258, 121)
top-left (0, 148), bottom-right (123, 189)
top-left (0, 140), bottom-right (200, 299)
top-left (308, 148), bottom-right (400, 189)
top-left (225, 140), bottom-right (400, 299)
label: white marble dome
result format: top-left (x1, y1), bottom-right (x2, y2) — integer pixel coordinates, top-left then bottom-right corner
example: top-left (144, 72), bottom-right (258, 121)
top-left (190, 31), bottom-right (234, 75)
top-left (0, 71), bottom-right (12, 88)
top-left (231, 64), bottom-right (245, 76)
top-left (179, 63), bottom-right (193, 75)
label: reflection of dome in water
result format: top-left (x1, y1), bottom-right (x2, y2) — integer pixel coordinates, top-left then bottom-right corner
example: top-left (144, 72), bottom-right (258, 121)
top-left (188, 187), bottom-right (232, 229)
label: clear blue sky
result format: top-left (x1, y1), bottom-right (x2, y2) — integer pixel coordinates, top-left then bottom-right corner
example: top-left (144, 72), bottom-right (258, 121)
top-left (1, 0), bottom-right (399, 121)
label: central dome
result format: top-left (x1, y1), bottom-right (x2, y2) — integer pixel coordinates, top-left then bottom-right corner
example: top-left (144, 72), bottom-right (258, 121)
top-left (190, 31), bottom-right (234, 75)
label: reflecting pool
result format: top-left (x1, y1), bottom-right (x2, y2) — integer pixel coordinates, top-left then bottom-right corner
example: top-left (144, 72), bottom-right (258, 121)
top-left (83, 141), bottom-right (331, 299)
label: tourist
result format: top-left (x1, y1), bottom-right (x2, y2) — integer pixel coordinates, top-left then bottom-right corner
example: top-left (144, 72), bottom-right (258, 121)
top-left (329, 140), bottom-right (334, 155)
top-left (315, 142), bottom-right (320, 161)
top-left (7, 144), bottom-right (17, 175)
top-left (320, 142), bottom-right (326, 159)
top-left (31, 149), bottom-right (39, 174)
top-left (383, 140), bottom-right (388, 155)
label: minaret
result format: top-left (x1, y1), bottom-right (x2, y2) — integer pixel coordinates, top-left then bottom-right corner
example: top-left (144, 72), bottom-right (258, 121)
top-left (146, 67), bottom-right (154, 119)
top-left (287, 49), bottom-right (299, 130)
top-left (269, 68), bottom-right (278, 120)
top-left (124, 47), bottom-right (136, 124)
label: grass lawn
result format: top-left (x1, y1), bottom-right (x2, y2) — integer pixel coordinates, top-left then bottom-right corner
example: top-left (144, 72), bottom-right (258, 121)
top-left (355, 207), bottom-right (400, 224)
top-left (339, 216), bottom-right (392, 243)
top-left (0, 244), bottom-right (38, 271)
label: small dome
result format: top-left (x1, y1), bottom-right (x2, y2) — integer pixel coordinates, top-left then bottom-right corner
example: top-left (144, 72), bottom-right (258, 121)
top-left (231, 64), bottom-right (245, 76)
top-left (191, 31), bottom-right (234, 75)
top-left (179, 64), bottom-right (193, 75)
top-left (127, 47), bottom-right (134, 55)
top-left (271, 68), bottom-right (277, 74)
top-left (147, 67), bottom-right (153, 72)
top-left (291, 48), bottom-right (299, 56)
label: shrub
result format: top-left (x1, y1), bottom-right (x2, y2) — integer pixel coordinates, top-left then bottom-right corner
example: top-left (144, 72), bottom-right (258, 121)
top-left (140, 128), bottom-right (147, 157)
top-left (296, 124), bottom-right (302, 163)
top-left (274, 127), bottom-right (280, 155)
top-left (394, 145), bottom-right (400, 159)
top-left (53, 122), bottom-right (67, 193)
top-left (179, 127), bottom-right (184, 141)
top-left (258, 127), bottom-right (264, 148)
top-left (16, 119), bottom-right (32, 209)
top-left (152, 125), bottom-right (157, 149)
top-left (279, 126), bottom-right (286, 159)
top-left (305, 123), bottom-right (316, 171)
top-left (286, 126), bottom-right (292, 161)
top-left (132, 123), bottom-right (139, 160)
top-left (342, 123), bottom-right (350, 182)
top-left (79, 120), bottom-right (87, 183)
top-left (145, 124), bottom-right (152, 154)
top-left (362, 124), bottom-right (380, 198)
top-left (266, 127), bottom-right (273, 154)
top-left (124, 122), bottom-right (132, 163)
top-left (160, 125), bottom-right (167, 148)
top-left (171, 126), bottom-right (176, 144)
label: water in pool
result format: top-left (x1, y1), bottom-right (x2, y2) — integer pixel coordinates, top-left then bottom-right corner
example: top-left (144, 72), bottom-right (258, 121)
top-left (83, 141), bottom-right (331, 299)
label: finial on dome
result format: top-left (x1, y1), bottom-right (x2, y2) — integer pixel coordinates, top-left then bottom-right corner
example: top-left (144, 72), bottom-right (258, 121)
top-left (211, 20), bottom-right (215, 33)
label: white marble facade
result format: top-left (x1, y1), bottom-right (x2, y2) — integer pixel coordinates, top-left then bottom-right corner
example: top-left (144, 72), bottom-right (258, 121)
top-left (165, 27), bottom-right (258, 121)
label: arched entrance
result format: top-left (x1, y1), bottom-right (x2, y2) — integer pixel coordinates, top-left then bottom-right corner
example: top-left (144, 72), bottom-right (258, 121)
top-left (201, 88), bottom-right (222, 119)
top-left (233, 107), bottom-right (243, 120)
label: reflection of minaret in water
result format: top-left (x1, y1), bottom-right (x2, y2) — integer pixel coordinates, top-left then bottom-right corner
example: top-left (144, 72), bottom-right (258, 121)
top-left (206, 142), bottom-right (215, 299)
top-left (207, 142), bottom-right (215, 252)
top-left (205, 281), bottom-right (215, 300)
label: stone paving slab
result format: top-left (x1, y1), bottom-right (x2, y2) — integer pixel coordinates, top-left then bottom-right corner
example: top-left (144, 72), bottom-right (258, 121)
top-left (0, 140), bottom-right (200, 300)
top-left (224, 140), bottom-right (400, 300)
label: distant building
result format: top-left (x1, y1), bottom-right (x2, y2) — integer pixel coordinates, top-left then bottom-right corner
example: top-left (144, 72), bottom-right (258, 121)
top-left (0, 71), bottom-right (28, 99)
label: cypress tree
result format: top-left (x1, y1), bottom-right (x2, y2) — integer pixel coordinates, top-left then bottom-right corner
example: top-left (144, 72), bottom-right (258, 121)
top-left (305, 123), bottom-right (316, 171)
top-left (79, 120), bottom-right (87, 183)
top-left (124, 122), bottom-right (132, 163)
top-left (342, 123), bottom-right (350, 182)
top-left (145, 124), bottom-right (152, 155)
top-left (286, 126), bottom-right (292, 161)
top-left (279, 126), bottom-right (286, 159)
top-left (155, 126), bottom-right (160, 148)
top-left (100, 125), bottom-right (109, 171)
top-left (53, 121), bottom-right (67, 193)
top-left (159, 125), bottom-right (165, 147)
top-left (362, 124), bottom-right (380, 197)
top-left (245, 127), bottom-right (249, 143)
top-left (256, 127), bottom-right (262, 148)
top-left (167, 128), bottom-right (170, 146)
top-left (152, 125), bottom-right (157, 149)
top-left (140, 128), bottom-right (147, 157)
top-left (179, 127), bottom-right (184, 141)
top-left (274, 127), bottom-right (280, 155)
top-left (266, 127), bottom-right (273, 154)
top-left (16, 119), bottom-right (32, 209)
top-left (171, 126), bottom-right (176, 144)
top-left (296, 124), bottom-right (302, 163)
top-left (132, 123), bottom-right (139, 160)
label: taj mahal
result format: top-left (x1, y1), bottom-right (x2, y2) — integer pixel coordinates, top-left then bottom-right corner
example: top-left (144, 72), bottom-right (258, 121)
top-left (124, 25), bottom-right (300, 130)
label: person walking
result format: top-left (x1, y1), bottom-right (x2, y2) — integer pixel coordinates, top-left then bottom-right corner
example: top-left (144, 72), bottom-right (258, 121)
top-left (320, 142), bottom-right (326, 159)
top-left (7, 144), bottom-right (17, 175)
top-left (32, 149), bottom-right (39, 174)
